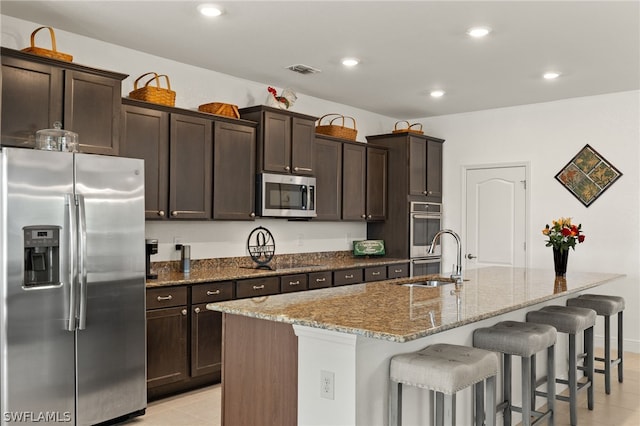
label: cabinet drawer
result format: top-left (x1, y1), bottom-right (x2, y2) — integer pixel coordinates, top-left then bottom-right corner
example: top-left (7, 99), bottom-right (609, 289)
top-left (333, 268), bottom-right (363, 286)
top-left (236, 276), bottom-right (280, 299)
top-left (146, 286), bottom-right (188, 309)
top-left (192, 281), bottom-right (233, 304)
top-left (388, 263), bottom-right (410, 279)
top-left (280, 274), bottom-right (308, 293)
top-left (364, 266), bottom-right (387, 282)
top-left (308, 271), bottom-right (332, 289)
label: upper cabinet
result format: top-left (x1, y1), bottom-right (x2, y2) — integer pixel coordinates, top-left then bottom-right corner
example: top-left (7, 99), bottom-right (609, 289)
top-left (342, 142), bottom-right (387, 221)
top-left (239, 106), bottom-right (317, 175)
top-left (120, 99), bottom-right (257, 221)
top-left (313, 135), bottom-right (342, 221)
top-left (367, 132), bottom-right (444, 204)
top-left (1, 47), bottom-right (126, 155)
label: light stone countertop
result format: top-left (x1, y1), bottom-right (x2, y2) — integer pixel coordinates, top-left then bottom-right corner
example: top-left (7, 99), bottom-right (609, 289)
top-left (207, 267), bottom-right (624, 343)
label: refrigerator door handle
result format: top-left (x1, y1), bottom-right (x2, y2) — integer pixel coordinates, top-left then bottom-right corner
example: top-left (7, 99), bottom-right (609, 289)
top-left (66, 193), bottom-right (77, 331)
top-left (77, 194), bottom-right (88, 330)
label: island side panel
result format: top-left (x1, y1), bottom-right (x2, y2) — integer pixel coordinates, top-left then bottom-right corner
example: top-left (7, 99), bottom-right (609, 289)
top-left (221, 313), bottom-right (298, 426)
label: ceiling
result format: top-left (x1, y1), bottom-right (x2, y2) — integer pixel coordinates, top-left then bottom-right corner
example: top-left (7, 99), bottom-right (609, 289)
top-left (2, 1), bottom-right (639, 119)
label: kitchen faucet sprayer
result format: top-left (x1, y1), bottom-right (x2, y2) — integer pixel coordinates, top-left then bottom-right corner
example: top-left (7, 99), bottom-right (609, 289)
top-left (428, 229), bottom-right (463, 283)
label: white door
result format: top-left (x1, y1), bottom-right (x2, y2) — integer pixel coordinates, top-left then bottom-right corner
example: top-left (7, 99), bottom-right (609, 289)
top-left (465, 165), bottom-right (527, 269)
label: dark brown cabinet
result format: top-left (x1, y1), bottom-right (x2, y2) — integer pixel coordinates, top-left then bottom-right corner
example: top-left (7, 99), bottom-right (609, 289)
top-left (342, 142), bottom-right (387, 221)
top-left (236, 276), bottom-right (280, 299)
top-left (213, 121), bottom-right (256, 220)
top-left (313, 135), bottom-right (342, 220)
top-left (280, 273), bottom-right (308, 293)
top-left (366, 132), bottom-right (445, 258)
top-left (121, 99), bottom-right (257, 221)
top-left (146, 287), bottom-right (188, 389)
top-left (1, 48), bottom-right (126, 155)
top-left (239, 106), bottom-right (317, 175)
top-left (364, 266), bottom-right (387, 282)
top-left (388, 263), bottom-right (410, 279)
top-left (308, 271), bottom-right (332, 289)
top-left (333, 268), bottom-right (364, 286)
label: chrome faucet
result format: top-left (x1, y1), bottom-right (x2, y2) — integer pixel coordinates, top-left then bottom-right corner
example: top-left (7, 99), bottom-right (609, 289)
top-left (428, 229), bottom-right (463, 282)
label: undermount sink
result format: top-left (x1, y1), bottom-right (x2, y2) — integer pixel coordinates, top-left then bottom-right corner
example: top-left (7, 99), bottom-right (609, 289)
top-left (402, 280), bottom-right (456, 288)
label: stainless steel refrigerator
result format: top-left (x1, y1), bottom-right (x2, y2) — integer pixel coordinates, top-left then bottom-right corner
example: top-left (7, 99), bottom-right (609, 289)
top-left (0, 147), bottom-right (146, 425)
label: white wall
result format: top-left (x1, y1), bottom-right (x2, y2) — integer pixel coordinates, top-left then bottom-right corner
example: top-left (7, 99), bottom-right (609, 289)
top-left (1, 14), bottom-right (396, 260)
top-left (423, 91), bottom-right (640, 351)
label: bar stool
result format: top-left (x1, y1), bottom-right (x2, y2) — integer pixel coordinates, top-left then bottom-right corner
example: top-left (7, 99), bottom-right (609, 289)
top-left (526, 305), bottom-right (596, 426)
top-left (567, 294), bottom-right (625, 394)
top-left (389, 343), bottom-right (499, 426)
top-left (473, 321), bottom-right (557, 426)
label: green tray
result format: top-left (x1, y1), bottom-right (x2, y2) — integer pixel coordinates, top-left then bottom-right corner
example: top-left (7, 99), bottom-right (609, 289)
top-left (353, 240), bottom-right (385, 256)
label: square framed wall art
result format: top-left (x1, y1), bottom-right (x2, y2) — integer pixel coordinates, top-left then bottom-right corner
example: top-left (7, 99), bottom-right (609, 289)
top-left (555, 144), bottom-right (622, 207)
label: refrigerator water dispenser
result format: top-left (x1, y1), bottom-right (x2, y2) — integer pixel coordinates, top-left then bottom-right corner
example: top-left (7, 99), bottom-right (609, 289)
top-left (23, 226), bottom-right (60, 287)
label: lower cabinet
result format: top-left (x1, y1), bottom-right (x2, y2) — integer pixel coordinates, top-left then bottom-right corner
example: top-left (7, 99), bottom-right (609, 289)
top-left (146, 282), bottom-right (232, 400)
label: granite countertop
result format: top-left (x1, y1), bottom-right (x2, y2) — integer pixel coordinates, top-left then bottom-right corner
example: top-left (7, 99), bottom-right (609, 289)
top-left (145, 252), bottom-right (408, 288)
top-left (207, 267), bottom-right (624, 343)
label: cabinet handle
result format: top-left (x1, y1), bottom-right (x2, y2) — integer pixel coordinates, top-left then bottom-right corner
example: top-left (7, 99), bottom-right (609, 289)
top-left (423, 190), bottom-right (428, 195)
top-left (157, 295), bottom-right (173, 301)
top-left (206, 290), bottom-right (221, 296)
top-left (394, 269), bottom-right (403, 273)
top-left (344, 274), bottom-right (354, 279)
top-left (284, 166), bottom-right (290, 171)
top-left (293, 167), bottom-right (313, 172)
top-left (250, 212), bottom-right (255, 218)
top-left (170, 210), bottom-right (192, 217)
top-left (289, 280), bottom-right (300, 286)
top-left (181, 309), bottom-right (187, 316)
top-left (315, 277), bottom-right (326, 283)
top-left (171, 211), bottom-right (178, 217)
top-left (253, 285), bottom-right (265, 290)
top-left (361, 214), bottom-right (366, 219)
top-left (367, 214), bottom-right (372, 219)
top-left (157, 210), bottom-right (165, 217)
top-left (372, 271), bottom-right (381, 276)
top-left (194, 307), bottom-right (200, 314)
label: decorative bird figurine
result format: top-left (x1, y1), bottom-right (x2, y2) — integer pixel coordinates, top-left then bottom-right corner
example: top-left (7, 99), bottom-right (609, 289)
top-left (267, 86), bottom-right (297, 109)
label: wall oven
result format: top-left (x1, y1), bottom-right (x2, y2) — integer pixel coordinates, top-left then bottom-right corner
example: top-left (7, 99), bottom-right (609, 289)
top-left (410, 202), bottom-right (442, 276)
top-left (257, 173), bottom-right (316, 218)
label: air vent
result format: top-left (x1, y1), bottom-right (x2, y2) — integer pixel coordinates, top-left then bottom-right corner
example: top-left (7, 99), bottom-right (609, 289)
top-left (286, 64), bottom-right (321, 75)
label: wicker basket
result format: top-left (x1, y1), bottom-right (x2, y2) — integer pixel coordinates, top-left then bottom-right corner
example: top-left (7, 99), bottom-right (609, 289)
top-left (21, 27), bottom-right (73, 62)
top-left (129, 72), bottom-right (176, 106)
top-left (198, 102), bottom-right (240, 119)
top-left (315, 114), bottom-right (357, 141)
top-left (392, 121), bottom-right (424, 135)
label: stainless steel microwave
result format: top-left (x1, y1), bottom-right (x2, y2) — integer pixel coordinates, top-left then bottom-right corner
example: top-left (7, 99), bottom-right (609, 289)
top-left (257, 173), bottom-right (316, 218)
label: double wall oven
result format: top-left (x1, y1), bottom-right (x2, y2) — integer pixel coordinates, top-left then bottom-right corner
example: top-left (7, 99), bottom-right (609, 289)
top-left (409, 201), bottom-right (442, 276)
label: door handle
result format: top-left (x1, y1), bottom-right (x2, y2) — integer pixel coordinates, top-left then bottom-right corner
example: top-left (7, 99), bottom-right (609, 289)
top-left (66, 194), bottom-right (77, 332)
top-left (466, 253), bottom-right (477, 259)
top-left (77, 195), bottom-right (88, 331)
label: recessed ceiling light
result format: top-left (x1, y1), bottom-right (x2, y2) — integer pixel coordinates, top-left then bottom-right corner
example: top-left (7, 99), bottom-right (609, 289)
top-left (430, 90), bottom-right (445, 98)
top-left (543, 72), bottom-right (561, 80)
top-left (341, 58), bottom-right (359, 67)
top-left (467, 27), bottom-right (491, 38)
top-left (198, 4), bottom-right (223, 17)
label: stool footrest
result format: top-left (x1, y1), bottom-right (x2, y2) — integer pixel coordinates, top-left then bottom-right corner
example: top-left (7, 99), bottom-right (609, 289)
top-left (510, 406), bottom-right (553, 425)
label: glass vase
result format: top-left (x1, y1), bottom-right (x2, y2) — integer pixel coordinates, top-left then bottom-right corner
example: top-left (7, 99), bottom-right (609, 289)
top-left (552, 247), bottom-right (569, 277)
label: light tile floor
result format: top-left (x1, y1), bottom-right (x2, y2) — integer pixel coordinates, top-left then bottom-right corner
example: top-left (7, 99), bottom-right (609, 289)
top-left (121, 351), bottom-right (640, 426)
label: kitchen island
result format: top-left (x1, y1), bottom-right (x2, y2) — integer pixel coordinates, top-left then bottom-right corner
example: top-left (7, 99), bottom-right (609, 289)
top-left (207, 267), bottom-right (624, 426)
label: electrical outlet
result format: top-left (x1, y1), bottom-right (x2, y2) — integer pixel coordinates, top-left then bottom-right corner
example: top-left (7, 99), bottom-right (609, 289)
top-left (346, 232), bottom-right (352, 247)
top-left (320, 370), bottom-right (334, 400)
top-left (297, 233), bottom-right (304, 247)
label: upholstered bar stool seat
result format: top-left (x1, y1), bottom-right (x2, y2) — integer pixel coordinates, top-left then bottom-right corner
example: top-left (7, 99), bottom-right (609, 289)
top-left (527, 305), bottom-right (596, 426)
top-left (567, 294), bottom-right (625, 394)
top-left (474, 321), bottom-right (557, 426)
top-left (389, 343), bottom-right (500, 426)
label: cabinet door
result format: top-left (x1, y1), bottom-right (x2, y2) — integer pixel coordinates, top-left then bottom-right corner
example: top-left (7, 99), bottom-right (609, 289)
top-left (213, 121), bottom-right (256, 220)
top-left (64, 70), bottom-right (121, 155)
top-left (342, 143), bottom-right (366, 220)
top-left (120, 104), bottom-right (169, 220)
top-left (408, 136), bottom-right (428, 197)
top-left (262, 111), bottom-right (291, 173)
top-left (291, 117), bottom-right (314, 174)
top-left (425, 140), bottom-right (443, 202)
top-left (366, 147), bottom-right (387, 221)
top-left (1, 56), bottom-right (62, 148)
top-left (146, 306), bottom-right (188, 388)
top-left (191, 303), bottom-right (222, 377)
top-left (313, 138), bottom-right (342, 220)
top-left (169, 114), bottom-right (213, 219)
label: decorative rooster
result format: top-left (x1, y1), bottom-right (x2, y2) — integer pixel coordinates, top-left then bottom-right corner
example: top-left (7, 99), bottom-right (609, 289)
top-left (267, 86), bottom-right (297, 109)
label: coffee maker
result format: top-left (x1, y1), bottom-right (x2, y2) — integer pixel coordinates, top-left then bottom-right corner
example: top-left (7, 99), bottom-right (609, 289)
top-left (145, 239), bottom-right (158, 279)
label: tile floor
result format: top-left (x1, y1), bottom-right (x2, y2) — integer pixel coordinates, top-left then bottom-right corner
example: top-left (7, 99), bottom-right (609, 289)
top-left (121, 351), bottom-right (640, 425)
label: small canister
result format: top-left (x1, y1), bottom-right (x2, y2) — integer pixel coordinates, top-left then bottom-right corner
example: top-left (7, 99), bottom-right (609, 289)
top-left (35, 122), bottom-right (78, 152)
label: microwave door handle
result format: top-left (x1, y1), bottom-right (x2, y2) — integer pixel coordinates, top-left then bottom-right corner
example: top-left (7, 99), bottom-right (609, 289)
top-left (301, 185), bottom-right (307, 210)
top-left (412, 214), bottom-right (439, 219)
top-left (412, 259), bottom-right (439, 265)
